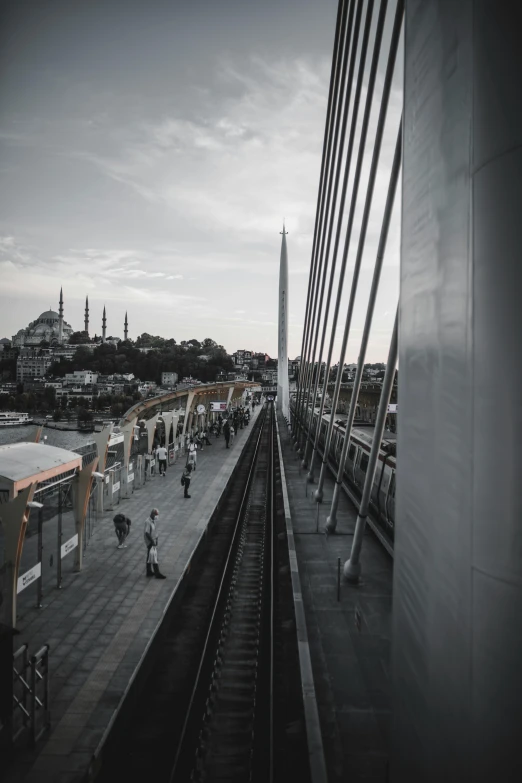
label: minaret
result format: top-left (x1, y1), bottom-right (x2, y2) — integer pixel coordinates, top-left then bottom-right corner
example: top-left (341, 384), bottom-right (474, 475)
top-left (277, 223), bottom-right (290, 419)
top-left (58, 287), bottom-right (64, 343)
top-left (124, 311), bottom-right (128, 341)
top-left (84, 296), bottom-right (89, 336)
top-left (102, 306), bottom-right (107, 342)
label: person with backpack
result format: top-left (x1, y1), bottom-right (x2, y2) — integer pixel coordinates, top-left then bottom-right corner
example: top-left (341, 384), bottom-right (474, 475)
top-left (113, 513), bottom-right (131, 549)
top-left (181, 463), bottom-right (193, 498)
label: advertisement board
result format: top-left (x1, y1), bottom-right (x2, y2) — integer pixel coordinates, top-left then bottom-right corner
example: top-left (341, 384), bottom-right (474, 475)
top-left (210, 401), bottom-right (228, 412)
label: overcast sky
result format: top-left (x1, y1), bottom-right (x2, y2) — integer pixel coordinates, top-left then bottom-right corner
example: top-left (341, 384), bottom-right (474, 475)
top-left (0, 0), bottom-right (402, 361)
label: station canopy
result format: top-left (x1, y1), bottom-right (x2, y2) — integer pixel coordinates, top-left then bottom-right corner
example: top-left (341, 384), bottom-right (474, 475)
top-left (0, 442), bottom-right (83, 501)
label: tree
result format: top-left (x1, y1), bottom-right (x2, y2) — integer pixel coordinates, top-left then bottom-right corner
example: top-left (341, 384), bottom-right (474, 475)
top-left (69, 331), bottom-right (90, 345)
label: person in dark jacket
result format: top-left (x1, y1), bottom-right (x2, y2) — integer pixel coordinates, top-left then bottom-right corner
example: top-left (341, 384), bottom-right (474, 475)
top-left (223, 419), bottom-right (230, 448)
top-left (113, 513), bottom-right (131, 549)
top-left (182, 463), bottom-right (193, 498)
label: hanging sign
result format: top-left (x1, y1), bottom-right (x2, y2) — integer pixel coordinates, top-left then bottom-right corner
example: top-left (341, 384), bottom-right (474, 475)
top-left (17, 563), bottom-right (41, 593)
top-left (61, 534), bottom-right (78, 559)
top-left (210, 401), bottom-right (227, 412)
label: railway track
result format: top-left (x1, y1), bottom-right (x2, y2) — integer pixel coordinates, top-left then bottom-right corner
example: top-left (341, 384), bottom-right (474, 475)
top-left (96, 404), bottom-right (310, 783)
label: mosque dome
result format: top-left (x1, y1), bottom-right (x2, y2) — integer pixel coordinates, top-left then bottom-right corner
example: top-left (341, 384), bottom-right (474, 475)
top-left (38, 310), bottom-right (60, 320)
top-left (11, 293), bottom-right (74, 347)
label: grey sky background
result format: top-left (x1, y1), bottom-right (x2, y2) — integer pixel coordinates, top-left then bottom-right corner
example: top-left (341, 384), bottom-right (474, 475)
top-left (0, 0), bottom-right (402, 361)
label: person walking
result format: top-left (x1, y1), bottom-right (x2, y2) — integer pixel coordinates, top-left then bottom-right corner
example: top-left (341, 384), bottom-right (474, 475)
top-left (113, 513), bottom-right (131, 548)
top-left (143, 508), bottom-right (166, 578)
top-left (223, 419), bottom-right (230, 448)
top-left (230, 422), bottom-right (235, 444)
top-left (203, 427), bottom-right (212, 446)
top-left (181, 462), bottom-right (193, 498)
top-left (156, 443), bottom-right (167, 476)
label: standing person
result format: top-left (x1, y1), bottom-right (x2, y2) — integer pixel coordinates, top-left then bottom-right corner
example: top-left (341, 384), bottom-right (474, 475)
top-left (203, 427), bottom-right (212, 446)
top-left (223, 419), bottom-right (230, 448)
top-left (230, 422), bottom-right (235, 444)
top-left (156, 443), bottom-right (167, 477)
top-left (143, 509), bottom-right (166, 579)
top-left (187, 437), bottom-right (197, 470)
top-left (113, 513), bottom-right (131, 548)
top-left (181, 462), bottom-right (193, 498)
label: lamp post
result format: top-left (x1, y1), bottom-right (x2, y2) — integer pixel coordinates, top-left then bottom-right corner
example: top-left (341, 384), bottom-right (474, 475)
top-left (27, 501), bottom-right (44, 609)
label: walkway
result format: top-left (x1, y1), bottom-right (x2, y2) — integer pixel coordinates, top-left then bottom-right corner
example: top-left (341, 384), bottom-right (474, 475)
top-left (4, 410), bottom-right (259, 783)
top-left (277, 413), bottom-right (393, 783)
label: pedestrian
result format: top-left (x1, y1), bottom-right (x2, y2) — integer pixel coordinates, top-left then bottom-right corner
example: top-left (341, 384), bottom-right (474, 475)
top-left (156, 443), bottom-right (168, 476)
top-left (181, 462), bottom-right (193, 498)
top-left (223, 419), bottom-right (230, 448)
top-left (230, 422), bottom-right (235, 444)
top-left (143, 508), bottom-right (166, 579)
top-left (187, 437), bottom-right (197, 469)
top-left (203, 427), bottom-right (212, 446)
top-left (113, 513), bottom-right (131, 548)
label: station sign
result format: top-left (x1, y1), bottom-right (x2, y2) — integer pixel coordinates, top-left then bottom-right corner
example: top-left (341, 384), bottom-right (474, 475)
top-left (210, 402), bottom-right (227, 412)
top-left (112, 481), bottom-right (121, 493)
top-left (387, 403), bottom-right (398, 413)
top-left (109, 433), bottom-right (124, 446)
top-left (60, 534), bottom-right (78, 559)
top-left (17, 562), bottom-right (41, 594)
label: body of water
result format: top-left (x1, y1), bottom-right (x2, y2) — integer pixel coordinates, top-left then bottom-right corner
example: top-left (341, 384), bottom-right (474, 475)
top-left (0, 424), bottom-right (95, 451)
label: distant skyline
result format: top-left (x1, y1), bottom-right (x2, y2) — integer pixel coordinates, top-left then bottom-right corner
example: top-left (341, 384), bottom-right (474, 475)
top-left (0, 0), bottom-right (402, 361)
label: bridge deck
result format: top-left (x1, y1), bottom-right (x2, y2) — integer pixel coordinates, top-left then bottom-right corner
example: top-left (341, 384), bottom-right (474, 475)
top-left (4, 410), bottom-right (261, 783)
top-left (277, 412), bottom-right (393, 782)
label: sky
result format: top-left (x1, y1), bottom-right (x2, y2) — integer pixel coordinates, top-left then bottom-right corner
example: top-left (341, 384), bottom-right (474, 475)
top-left (0, 0), bottom-right (402, 362)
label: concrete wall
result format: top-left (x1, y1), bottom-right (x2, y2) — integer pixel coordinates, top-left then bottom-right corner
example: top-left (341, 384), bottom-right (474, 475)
top-left (392, 2), bottom-right (522, 780)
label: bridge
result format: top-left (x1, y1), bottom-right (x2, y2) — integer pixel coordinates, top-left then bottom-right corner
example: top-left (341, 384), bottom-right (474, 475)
top-left (1, 2), bottom-right (521, 781)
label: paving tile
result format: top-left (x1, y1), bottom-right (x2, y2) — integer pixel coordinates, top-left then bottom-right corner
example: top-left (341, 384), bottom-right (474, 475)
top-left (278, 412), bottom-right (393, 782)
top-left (5, 410), bottom-right (259, 783)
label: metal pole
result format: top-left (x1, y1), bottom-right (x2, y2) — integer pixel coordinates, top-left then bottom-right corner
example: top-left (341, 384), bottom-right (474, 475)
top-left (325, 115), bottom-right (403, 534)
top-left (57, 486), bottom-right (62, 589)
top-left (300, 0), bottom-right (362, 468)
top-left (36, 507), bottom-right (43, 608)
top-left (315, 0), bottom-right (390, 503)
top-left (297, 0), bottom-right (356, 458)
top-left (337, 557), bottom-right (341, 602)
top-left (294, 0), bottom-right (350, 445)
top-left (304, 0), bottom-right (374, 480)
top-left (344, 308), bottom-right (398, 582)
top-left (293, 0), bottom-right (346, 440)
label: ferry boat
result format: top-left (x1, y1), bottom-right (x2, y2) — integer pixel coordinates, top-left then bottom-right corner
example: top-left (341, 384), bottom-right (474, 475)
top-left (0, 412), bottom-right (34, 426)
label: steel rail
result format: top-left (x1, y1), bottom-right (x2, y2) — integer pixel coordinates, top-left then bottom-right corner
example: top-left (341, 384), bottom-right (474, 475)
top-left (169, 407), bottom-right (268, 782)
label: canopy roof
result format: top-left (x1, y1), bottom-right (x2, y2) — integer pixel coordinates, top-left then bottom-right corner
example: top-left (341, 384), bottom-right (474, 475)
top-left (0, 442), bottom-right (82, 498)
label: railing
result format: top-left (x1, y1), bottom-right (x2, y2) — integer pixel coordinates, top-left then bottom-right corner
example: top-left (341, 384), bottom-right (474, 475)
top-left (12, 643), bottom-right (50, 746)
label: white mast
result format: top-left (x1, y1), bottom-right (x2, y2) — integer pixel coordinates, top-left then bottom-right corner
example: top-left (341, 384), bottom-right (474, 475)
top-left (277, 223), bottom-right (290, 419)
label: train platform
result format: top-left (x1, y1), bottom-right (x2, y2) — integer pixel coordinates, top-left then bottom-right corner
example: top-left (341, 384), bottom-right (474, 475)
top-left (3, 409), bottom-right (261, 783)
top-left (276, 413), bottom-right (393, 783)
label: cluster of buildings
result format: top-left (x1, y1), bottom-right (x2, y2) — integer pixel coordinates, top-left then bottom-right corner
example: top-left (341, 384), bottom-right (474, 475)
top-left (231, 349), bottom-right (300, 384)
